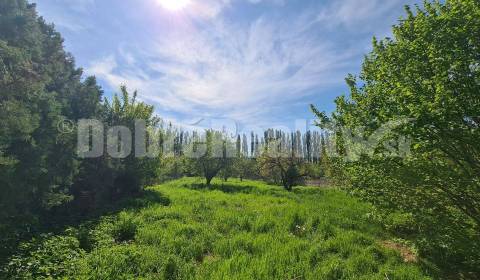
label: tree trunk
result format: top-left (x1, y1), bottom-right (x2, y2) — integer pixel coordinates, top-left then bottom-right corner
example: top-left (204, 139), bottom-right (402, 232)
top-left (206, 176), bottom-right (213, 186)
top-left (283, 183), bottom-right (293, 192)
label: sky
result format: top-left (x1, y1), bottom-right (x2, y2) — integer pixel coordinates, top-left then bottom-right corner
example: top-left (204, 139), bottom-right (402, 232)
top-left (33, 0), bottom-right (422, 131)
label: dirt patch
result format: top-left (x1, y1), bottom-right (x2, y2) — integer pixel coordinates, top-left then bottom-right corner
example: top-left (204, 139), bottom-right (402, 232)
top-left (381, 241), bottom-right (418, 263)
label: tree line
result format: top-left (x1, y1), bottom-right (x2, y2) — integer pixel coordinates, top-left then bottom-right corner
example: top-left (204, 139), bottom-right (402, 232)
top-left (157, 126), bottom-right (329, 187)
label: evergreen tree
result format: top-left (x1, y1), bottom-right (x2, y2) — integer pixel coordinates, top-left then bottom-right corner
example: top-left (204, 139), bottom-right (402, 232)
top-left (0, 1), bottom-right (103, 217)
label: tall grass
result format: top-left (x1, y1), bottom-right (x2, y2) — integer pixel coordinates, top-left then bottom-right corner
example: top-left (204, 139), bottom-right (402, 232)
top-left (3, 178), bottom-right (430, 279)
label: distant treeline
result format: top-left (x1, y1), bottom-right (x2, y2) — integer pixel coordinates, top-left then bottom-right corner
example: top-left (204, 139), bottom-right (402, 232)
top-left (161, 126), bottom-right (328, 162)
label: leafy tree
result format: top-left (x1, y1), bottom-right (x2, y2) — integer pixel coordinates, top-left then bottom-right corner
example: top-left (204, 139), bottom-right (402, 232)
top-left (103, 86), bottom-right (161, 197)
top-left (258, 143), bottom-right (305, 191)
top-left (185, 130), bottom-right (232, 185)
top-left (158, 155), bottom-right (190, 181)
top-left (312, 0), bottom-right (480, 274)
top-left (0, 0), bottom-right (162, 219)
top-left (219, 136), bottom-right (238, 182)
top-left (234, 157), bottom-right (257, 181)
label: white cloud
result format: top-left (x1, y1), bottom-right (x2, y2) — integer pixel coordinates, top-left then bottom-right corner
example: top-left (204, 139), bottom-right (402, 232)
top-left (87, 15), bottom-right (356, 125)
top-left (36, 0), bottom-right (425, 128)
top-left (177, 0), bottom-right (285, 19)
top-left (175, 0), bottom-right (231, 19)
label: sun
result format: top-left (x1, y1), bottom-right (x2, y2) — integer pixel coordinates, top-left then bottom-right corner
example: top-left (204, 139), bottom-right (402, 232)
top-left (157, 0), bottom-right (191, 11)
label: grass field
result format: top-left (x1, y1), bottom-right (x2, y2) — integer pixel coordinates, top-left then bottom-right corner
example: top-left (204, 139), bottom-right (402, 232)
top-left (4, 178), bottom-right (431, 279)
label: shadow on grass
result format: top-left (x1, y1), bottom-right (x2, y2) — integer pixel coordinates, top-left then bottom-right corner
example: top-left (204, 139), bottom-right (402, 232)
top-left (187, 182), bottom-right (257, 194)
top-left (0, 189), bottom-right (170, 268)
top-left (44, 189), bottom-right (171, 228)
top-left (185, 181), bottom-right (295, 200)
top-left (121, 189), bottom-right (171, 210)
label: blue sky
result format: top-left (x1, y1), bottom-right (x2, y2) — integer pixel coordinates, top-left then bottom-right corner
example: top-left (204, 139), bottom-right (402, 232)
top-left (33, 0), bottom-right (421, 130)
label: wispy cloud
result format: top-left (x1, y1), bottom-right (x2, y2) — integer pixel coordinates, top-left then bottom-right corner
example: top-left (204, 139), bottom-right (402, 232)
top-left (35, 0), bottom-right (423, 127)
top-left (87, 13), bottom-right (357, 126)
top-left (316, 0), bottom-right (415, 31)
top-left (184, 0), bottom-right (232, 19)
top-left (164, 0), bottom-right (285, 19)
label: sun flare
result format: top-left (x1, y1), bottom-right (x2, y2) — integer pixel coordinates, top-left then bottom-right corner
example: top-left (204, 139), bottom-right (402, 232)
top-left (157, 0), bottom-right (191, 11)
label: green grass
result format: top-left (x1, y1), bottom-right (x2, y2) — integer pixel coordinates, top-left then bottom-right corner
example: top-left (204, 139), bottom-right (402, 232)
top-left (3, 178), bottom-right (431, 279)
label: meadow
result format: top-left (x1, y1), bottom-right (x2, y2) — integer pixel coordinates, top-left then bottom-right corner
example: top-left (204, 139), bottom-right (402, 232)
top-left (3, 178), bottom-right (430, 279)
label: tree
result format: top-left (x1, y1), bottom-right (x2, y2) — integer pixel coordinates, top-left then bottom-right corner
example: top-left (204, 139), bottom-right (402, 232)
top-left (312, 0), bottom-right (480, 274)
top-left (258, 152), bottom-right (304, 191)
top-left (234, 157), bottom-right (257, 181)
top-left (0, 1), bottom-right (104, 217)
top-left (258, 139), bottom-right (305, 191)
top-left (186, 130), bottom-right (230, 185)
top-left (103, 86), bottom-right (161, 197)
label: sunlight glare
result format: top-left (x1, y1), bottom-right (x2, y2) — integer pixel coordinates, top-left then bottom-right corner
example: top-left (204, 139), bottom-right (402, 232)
top-left (157, 0), bottom-right (191, 11)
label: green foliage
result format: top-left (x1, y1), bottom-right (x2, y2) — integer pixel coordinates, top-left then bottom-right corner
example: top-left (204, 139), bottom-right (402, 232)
top-left (384, 213), bottom-right (418, 236)
top-left (0, 0), bottom-right (162, 215)
top-left (233, 156), bottom-right (258, 181)
top-left (186, 130), bottom-right (234, 185)
top-left (2, 0), bottom-right (476, 278)
top-left (112, 212), bottom-right (138, 243)
top-left (312, 0), bottom-right (480, 275)
top-left (3, 231), bottom-right (85, 279)
top-left (258, 148), bottom-right (305, 191)
top-left (2, 179), bottom-right (431, 279)
top-left (0, 1), bottom-right (163, 265)
top-left (102, 86), bottom-right (161, 196)
top-left (0, 0), bottom-right (88, 217)
top-left (158, 155), bottom-right (192, 181)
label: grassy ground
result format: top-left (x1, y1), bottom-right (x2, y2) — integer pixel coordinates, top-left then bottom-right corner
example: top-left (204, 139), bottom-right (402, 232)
top-left (3, 178), bottom-right (431, 279)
